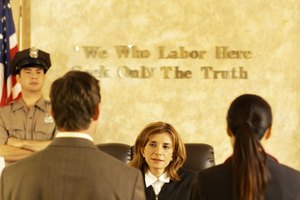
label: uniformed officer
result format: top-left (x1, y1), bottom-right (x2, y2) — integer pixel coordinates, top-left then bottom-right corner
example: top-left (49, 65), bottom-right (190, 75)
top-left (0, 47), bottom-right (56, 163)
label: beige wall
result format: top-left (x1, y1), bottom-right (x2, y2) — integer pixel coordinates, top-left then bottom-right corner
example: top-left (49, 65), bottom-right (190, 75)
top-left (12, 0), bottom-right (300, 169)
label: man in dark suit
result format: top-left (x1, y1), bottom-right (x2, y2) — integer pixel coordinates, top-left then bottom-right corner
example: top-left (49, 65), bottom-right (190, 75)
top-left (0, 71), bottom-right (146, 200)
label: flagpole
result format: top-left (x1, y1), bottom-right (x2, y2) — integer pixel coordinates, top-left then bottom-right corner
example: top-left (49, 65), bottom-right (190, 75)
top-left (19, 0), bottom-right (23, 49)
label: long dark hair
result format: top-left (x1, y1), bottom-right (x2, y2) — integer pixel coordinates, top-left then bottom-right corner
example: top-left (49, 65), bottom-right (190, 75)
top-left (227, 94), bottom-right (272, 200)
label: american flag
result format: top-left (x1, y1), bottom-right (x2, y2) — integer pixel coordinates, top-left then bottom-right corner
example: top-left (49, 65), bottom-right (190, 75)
top-left (0, 0), bottom-right (21, 106)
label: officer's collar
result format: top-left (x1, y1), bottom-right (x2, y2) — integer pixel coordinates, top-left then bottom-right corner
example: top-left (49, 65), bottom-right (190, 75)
top-left (11, 97), bottom-right (47, 112)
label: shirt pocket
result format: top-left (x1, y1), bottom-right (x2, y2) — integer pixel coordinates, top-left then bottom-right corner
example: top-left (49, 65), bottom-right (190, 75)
top-left (33, 117), bottom-right (56, 140)
top-left (8, 122), bottom-right (26, 140)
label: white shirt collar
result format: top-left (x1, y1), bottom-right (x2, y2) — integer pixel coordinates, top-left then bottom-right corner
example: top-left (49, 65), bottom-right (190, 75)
top-left (55, 132), bottom-right (94, 142)
top-left (145, 170), bottom-right (170, 186)
top-left (145, 170), bottom-right (170, 195)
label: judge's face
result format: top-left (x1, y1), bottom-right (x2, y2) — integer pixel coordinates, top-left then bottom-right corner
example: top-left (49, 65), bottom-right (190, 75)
top-left (142, 133), bottom-right (174, 177)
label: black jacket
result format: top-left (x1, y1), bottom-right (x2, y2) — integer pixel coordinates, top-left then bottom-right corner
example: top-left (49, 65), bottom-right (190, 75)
top-left (191, 155), bottom-right (300, 200)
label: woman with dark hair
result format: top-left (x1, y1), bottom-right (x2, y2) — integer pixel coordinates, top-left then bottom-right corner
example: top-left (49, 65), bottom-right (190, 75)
top-left (129, 121), bottom-right (196, 200)
top-left (191, 94), bottom-right (300, 200)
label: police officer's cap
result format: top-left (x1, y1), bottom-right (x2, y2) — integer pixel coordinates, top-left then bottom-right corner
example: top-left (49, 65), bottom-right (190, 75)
top-left (11, 47), bottom-right (51, 75)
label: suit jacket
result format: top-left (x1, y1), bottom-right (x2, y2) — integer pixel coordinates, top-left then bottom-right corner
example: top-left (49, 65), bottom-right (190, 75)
top-left (191, 155), bottom-right (300, 200)
top-left (0, 137), bottom-right (145, 200)
top-left (145, 168), bottom-right (196, 200)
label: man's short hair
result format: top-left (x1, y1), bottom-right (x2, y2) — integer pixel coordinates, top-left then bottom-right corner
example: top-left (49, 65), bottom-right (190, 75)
top-left (50, 70), bottom-right (101, 131)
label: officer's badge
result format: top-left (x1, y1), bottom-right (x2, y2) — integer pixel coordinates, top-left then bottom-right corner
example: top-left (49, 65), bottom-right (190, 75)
top-left (29, 47), bottom-right (39, 58)
top-left (44, 114), bottom-right (54, 123)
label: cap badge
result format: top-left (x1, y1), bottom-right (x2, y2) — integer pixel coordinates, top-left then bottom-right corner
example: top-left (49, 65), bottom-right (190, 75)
top-left (29, 47), bottom-right (39, 58)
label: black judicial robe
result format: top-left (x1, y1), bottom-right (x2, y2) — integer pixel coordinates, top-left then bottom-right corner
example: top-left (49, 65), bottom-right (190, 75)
top-left (145, 168), bottom-right (196, 200)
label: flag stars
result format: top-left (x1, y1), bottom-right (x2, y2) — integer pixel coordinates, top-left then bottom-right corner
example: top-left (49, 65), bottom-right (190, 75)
top-left (1, 0), bottom-right (20, 105)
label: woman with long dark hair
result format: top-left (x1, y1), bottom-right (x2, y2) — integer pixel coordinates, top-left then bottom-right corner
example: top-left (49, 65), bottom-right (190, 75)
top-left (191, 94), bottom-right (300, 200)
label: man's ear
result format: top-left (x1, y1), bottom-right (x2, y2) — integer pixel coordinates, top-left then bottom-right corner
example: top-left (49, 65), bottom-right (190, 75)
top-left (93, 105), bottom-right (100, 120)
top-left (227, 127), bottom-right (233, 137)
top-left (264, 127), bottom-right (272, 140)
top-left (49, 104), bottom-right (54, 117)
